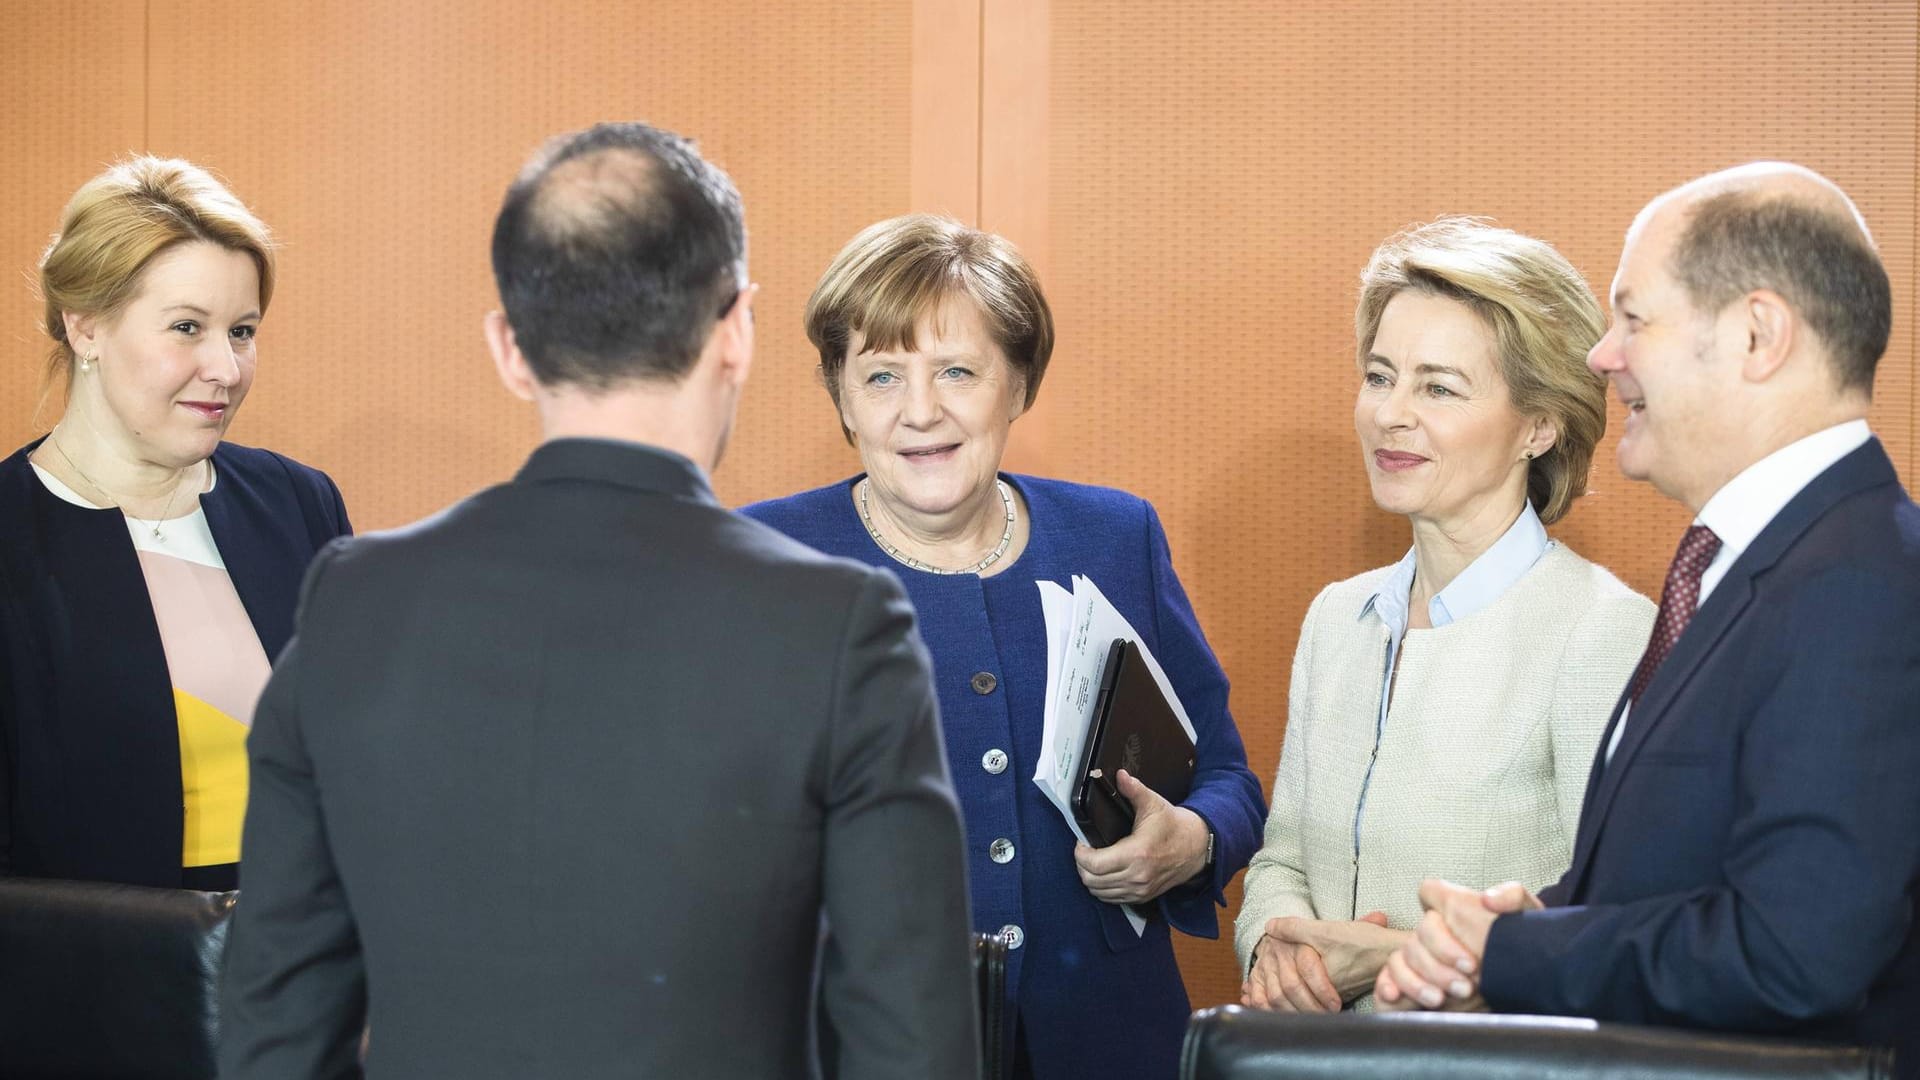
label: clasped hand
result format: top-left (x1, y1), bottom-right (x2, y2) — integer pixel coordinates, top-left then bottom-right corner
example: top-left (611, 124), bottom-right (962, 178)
top-left (1072, 769), bottom-right (1210, 905)
top-left (1240, 911), bottom-right (1404, 1012)
top-left (1373, 879), bottom-right (1541, 1012)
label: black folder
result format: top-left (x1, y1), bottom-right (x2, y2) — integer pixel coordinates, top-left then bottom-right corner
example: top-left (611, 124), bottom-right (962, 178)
top-left (1071, 637), bottom-right (1197, 849)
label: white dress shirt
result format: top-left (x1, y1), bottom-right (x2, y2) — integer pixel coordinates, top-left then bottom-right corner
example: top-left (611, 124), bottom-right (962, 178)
top-left (1604, 419), bottom-right (1874, 763)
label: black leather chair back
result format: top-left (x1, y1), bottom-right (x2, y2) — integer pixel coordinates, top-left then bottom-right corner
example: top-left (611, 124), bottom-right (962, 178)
top-left (973, 930), bottom-right (1010, 1080)
top-left (1182, 1006), bottom-right (1894, 1080)
top-left (0, 877), bottom-right (236, 1080)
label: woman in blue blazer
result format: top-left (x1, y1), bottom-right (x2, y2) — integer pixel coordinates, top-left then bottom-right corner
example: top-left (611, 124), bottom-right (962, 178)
top-left (0, 157), bottom-right (349, 891)
top-left (745, 215), bottom-right (1265, 1080)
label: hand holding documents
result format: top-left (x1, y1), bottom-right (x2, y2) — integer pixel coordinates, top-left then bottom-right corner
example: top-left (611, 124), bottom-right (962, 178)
top-left (1035, 576), bottom-right (1199, 933)
top-left (1073, 638), bottom-right (1196, 848)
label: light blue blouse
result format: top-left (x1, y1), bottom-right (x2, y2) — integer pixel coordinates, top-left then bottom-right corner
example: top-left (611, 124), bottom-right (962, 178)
top-left (1350, 502), bottom-right (1551, 852)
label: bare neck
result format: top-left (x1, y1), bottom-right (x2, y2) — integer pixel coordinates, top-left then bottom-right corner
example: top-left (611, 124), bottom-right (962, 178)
top-left (1406, 497), bottom-right (1526, 618)
top-left (33, 406), bottom-right (207, 511)
top-left (1678, 392), bottom-right (1869, 514)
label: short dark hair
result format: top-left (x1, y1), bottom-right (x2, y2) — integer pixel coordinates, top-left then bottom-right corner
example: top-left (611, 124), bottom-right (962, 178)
top-left (1671, 191), bottom-right (1889, 393)
top-left (490, 122), bottom-right (746, 388)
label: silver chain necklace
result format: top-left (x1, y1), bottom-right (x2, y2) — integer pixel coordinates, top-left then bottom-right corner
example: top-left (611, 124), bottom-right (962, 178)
top-left (859, 478), bottom-right (1016, 575)
top-left (47, 428), bottom-right (198, 542)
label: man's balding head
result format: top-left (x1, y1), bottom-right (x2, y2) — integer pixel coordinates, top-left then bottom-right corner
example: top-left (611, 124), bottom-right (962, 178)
top-left (1653, 162), bottom-right (1889, 394)
top-left (490, 122), bottom-right (746, 389)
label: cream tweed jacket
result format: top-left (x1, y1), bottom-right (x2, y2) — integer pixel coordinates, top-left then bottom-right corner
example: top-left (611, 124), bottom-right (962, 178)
top-left (1233, 542), bottom-right (1654, 1006)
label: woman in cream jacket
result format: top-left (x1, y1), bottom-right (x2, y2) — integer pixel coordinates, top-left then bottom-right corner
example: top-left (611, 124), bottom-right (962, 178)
top-left (1235, 219), bottom-right (1654, 1011)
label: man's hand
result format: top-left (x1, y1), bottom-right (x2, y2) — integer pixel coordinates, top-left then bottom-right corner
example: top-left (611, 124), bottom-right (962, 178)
top-left (1374, 879), bottom-right (1539, 1011)
top-left (1074, 769), bottom-right (1210, 905)
top-left (1241, 911), bottom-right (1402, 1011)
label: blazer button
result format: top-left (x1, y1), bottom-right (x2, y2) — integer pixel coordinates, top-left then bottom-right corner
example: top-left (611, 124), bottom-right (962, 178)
top-left (998, 924), bottom-right (1024, 950)
top-left (989, 838), bottom-right (1016, 863)
top-left (970, 671), bottom-right (998, 695)
top-left (981, 748), bottom-right (1009, 774)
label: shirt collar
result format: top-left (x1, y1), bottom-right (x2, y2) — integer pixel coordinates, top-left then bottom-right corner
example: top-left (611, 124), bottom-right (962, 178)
top-left (514, 437), bottom-right (718, 506)
top-left (1695, 420), bottom-right (1871, 563)
top-left (1361, 501), bottom-right (1550, 634)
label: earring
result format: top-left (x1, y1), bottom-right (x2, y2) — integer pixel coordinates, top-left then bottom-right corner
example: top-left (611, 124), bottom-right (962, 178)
top-left (77, 353), bottom-right (95, 372)
top-left (1523, 450), bottom-right (1535, 460)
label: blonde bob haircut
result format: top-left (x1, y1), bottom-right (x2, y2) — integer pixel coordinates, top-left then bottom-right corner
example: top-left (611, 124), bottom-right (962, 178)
top-left (38, 156), bottom-right (276, 399)
top-left (1356, 218), bottom-right (1607, 525)
top-left (806, 214), bottom-right (1053, 443)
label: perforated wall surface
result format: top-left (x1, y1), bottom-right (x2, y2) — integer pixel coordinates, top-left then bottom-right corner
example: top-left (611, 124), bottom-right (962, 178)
top-left (3, 0), bottom-right (1914, 1033)
top-left (3, 0), bottom-right (913, 522)
top-left (1039, 0), bottom-right (1917, 1008)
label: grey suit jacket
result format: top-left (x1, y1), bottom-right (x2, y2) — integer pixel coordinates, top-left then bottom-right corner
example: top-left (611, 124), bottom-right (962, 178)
top-left (218, 438), bottom-right (979, 1080)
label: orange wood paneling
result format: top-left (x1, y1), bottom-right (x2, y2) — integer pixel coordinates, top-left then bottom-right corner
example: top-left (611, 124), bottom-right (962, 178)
top-left (3, 0), bottom-right (1915, 1039)
top-left (912, 0), bottom-right (982, 222)
top-left (124, 0), bottom-right (915, 527)
top-left (0, 3), bottom-right (147, 439)
top-left (1040, 0), bottom-right (1918, 1011)
top-left (980, 0), bottom-right (1052, 475)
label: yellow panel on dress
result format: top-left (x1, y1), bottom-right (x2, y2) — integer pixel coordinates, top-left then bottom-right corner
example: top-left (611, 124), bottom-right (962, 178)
top-left (176, 688), bottom-right (250, 868)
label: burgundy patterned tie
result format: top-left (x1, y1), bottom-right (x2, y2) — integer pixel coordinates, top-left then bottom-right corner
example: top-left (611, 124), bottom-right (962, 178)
top-left (1626, 524), bottom-right (1723, 703)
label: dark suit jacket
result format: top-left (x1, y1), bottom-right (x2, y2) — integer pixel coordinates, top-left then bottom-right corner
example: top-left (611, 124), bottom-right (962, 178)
top-left (1483, 438), bottom-right (1920, 1074)
top-left (217, 439), bottom-right (979, 1080)
top-left (0, 438), bottom-right (349, 887)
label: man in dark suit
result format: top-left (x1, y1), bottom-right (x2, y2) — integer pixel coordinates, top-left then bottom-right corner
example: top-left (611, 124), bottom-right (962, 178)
top-left (218, 122), bottom-right (979, 1079)
top-left (1374, 163), bottom-right (1920, 1073)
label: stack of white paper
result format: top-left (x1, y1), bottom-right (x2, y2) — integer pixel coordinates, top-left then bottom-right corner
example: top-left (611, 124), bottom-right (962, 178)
top-left (1033, 576), bottom-right (1199, 935)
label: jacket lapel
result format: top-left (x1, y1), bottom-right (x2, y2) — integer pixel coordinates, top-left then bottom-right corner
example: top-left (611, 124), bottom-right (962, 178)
top-left (201, 448), bottom-right (304, 659)
top-left (1558, 438), bottom-right (1899, 899)
top-left (1563, 574), bottom-right (1756, 895)
top-left (6, 447), bottom-right (184, 883)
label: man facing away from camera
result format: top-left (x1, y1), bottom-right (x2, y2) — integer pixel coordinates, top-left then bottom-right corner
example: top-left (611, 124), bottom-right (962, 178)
top-left (218, 121), bottom-right (979, 1080)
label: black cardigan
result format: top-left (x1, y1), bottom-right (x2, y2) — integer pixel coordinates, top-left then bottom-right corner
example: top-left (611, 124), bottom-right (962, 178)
top-left (0, 438), bottom-right (350, 887)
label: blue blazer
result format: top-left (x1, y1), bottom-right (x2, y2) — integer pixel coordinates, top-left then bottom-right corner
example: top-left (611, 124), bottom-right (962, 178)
top-left (1482, 439), bottom-right (1920, 1073)
top-left (745, 474), bottom-right (1266, 1080)
top-left (0, 438), bottom-right (350, 888)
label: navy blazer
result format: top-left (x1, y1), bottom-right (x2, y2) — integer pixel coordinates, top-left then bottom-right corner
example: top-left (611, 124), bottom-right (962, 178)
top-left (0, 438), bottom-right (350, 887)
top-left (1482, 439), bottom-right (1920, 1074)
top-left (746, 474), bottom-right (1266, 1080)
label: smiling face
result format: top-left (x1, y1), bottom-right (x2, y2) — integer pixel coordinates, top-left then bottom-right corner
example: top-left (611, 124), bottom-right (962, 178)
top-left (838, 298), bottom-right (1025, 523)
top-left (1585, 204), bottom-right (1735, 509)
top-left (1356, 290), bottom-right (1545, 530)
top-left (67, 241), bottom-right (263, 469)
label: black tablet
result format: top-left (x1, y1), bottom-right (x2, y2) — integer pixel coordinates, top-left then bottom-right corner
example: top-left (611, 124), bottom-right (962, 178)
top-left (1072, 637), bottom-right (1197, 849)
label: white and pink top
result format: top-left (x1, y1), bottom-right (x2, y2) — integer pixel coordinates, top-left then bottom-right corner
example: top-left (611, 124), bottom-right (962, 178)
top-left (32, 463), bottom-right (270, 870)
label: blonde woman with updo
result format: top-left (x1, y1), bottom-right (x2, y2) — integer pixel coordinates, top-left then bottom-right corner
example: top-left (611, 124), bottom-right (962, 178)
top-left (1234, 219), bottom-right (1654, 1012)
top-left (0, 158), bottom-right (350, 890)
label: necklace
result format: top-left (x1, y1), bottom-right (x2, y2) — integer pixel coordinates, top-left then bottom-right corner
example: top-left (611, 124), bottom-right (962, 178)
top-left (47, 429), bottom-right (198, 542)
top-left (859, 478), bottom-right (1017, 575)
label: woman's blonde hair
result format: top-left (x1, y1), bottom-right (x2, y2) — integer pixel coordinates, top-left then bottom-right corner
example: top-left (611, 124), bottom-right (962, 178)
top-left (37, 156), bottom-right (275, 402)
top-left (806, 214), bottom-right (1052, 442)
top-left (1356, 217), bottom-right (1607, 525)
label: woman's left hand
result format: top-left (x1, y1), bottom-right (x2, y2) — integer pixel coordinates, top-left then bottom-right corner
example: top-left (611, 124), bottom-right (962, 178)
top-left (1073, 769), bottom-right (1211, 904)
top-left (1257, 913), bottom-right (1407, 1005)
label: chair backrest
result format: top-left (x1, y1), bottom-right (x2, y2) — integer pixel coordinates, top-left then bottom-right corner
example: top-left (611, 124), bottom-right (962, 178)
top-left (1181, 1006), bottom-right (1894, 1080)
top-left (972, 931), bottom-right (1009, 1080)
top-left (0, 877), bottom-right (236, 1080)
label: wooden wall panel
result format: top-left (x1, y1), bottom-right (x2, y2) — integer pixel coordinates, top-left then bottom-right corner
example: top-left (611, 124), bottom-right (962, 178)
top-left (912, 0), bottom-right (981, 221)
top-left (3, 0), bottom-right (1915, 1045)
top-left (0, 3), bottom-right (147, 442)
top-left (1042, 0), bottom-right (1917, 1011)
top-left (979, 0), bottom-right (1053, 472)
top-left (122, 0), bottom-right (915, 527)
